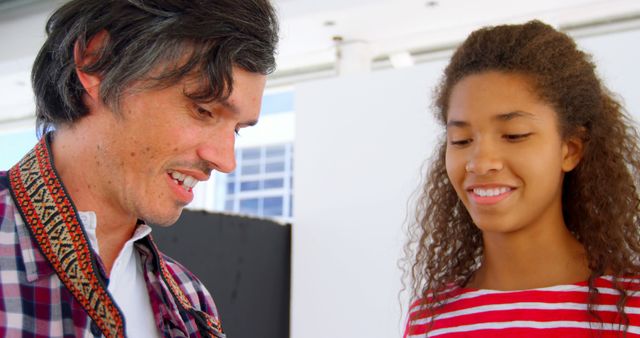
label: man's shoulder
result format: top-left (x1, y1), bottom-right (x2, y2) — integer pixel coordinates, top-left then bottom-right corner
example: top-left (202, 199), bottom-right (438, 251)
top-left (159, 251), bottom-right (220, 318)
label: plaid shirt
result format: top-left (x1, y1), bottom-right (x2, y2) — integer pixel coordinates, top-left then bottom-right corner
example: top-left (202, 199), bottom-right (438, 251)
top-left (0, 136), bottom-right (224, 337)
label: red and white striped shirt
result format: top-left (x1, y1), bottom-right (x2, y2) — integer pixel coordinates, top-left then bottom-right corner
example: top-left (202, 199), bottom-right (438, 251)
top-left (405, 276), bottom-right (640, 337)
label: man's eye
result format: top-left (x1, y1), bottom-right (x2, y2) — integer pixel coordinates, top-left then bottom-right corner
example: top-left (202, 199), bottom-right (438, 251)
top-left (196, 106), bottom-right (213, 118)
top-left (503, 133), bottom-right (532, 141)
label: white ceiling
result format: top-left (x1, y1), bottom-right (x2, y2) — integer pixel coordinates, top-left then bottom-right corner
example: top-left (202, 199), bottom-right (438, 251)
top-left (0, 0), bottom-right (639, 127)
top-left (273, 0), bottom-right (640, 73)
top-left (2, 0), bottom-right (639, 75)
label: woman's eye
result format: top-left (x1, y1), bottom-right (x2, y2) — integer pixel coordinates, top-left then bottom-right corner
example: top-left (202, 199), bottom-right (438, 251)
top-left (503, 133), bottom-right (532, 141)
top-left (450, 139), bottom-right (471, 146)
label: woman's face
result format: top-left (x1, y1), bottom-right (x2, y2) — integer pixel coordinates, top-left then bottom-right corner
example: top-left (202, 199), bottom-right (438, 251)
top-left (445, 71), bottom-right (582, 238)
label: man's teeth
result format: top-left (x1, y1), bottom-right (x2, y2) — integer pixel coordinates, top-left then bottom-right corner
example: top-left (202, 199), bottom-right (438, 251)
top-left (170, 171), bottom-right (198, 190)
top-left (171, 171), bottom-right (186, 181)
top-left (473, 187), bottom-right (510, 197)
top-left (183, 176), bottom-right (197, 189)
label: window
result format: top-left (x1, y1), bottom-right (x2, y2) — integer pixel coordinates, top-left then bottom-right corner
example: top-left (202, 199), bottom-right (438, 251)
top-left (226, 182), bottom-right (235, 194)
top-left (240, 180), bottom-right (260, 191)
top-left (224, 199), bottom-right (234, 211)
top-left (265, 161), bottom-right (285, 173)
top-left (263, 197), bottom-right (283, 216)
top-left (241, 164), bottom-right (260, 175)
top-left (239, 198), bottom-right (259, 214)
top-left (0, 129), bottom-right (38, 170)
top-left (266, 145), bottom-right (285, 158)
top-left (264, 178), bottom-right (284, 189)
top-left (219, 143), bottom-right (293, 219)
top-left (242, 148), bottom-right (261, 160)
top-left (289, 194), bottom-right (293, 217)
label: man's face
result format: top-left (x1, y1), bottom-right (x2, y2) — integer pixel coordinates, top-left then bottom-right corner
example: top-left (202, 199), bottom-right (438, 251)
top-left (93, 67), bottom-right (266, 226)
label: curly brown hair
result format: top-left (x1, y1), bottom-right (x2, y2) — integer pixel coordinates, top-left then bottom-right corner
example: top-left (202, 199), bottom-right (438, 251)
top-left (406, 20), bottom-right (640, 330)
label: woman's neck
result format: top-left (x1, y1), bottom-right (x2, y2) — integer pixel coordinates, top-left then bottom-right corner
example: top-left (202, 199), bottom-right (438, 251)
top-left (467, 222), bottom-right (590, 291)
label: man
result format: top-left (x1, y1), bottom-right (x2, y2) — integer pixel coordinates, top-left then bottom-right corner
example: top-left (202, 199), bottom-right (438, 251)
top-left (0, 0), bottom-right (278, 337)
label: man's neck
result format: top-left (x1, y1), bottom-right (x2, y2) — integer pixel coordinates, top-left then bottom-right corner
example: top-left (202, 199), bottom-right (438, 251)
top-left (51, 127), bottom-right (138, 275)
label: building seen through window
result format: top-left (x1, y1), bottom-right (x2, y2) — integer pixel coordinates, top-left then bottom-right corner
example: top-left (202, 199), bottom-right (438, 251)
top-left (222, 143), bottom-right (293, 220)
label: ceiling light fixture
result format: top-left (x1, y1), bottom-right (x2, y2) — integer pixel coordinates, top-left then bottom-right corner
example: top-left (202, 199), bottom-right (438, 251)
top-left (389, 51), bottom-right (415, 69)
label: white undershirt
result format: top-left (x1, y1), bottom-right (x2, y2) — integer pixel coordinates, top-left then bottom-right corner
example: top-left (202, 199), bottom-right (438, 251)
top-left (79, 211), bottom-right (161, 338)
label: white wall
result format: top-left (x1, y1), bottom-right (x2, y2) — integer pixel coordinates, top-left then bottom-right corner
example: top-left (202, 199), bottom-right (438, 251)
top-left (0, 4), bottom-right (55, 63)
top-left (575, 28), bottom-right (640, 120)
top-left (291, 26), bottom-right (640, 338)
top-left (292, 60), bottom-right (446, 338)
top-left (0, 1), bottom-right (67, 130)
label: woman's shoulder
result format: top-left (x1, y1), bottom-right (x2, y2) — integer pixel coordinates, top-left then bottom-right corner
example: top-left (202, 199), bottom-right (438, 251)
top-left (404, 276), bottom-right (640, 338)
top-left (406, 275), bottom-right (640, 321)
top-left (405, 284), bottom-right (466, 338)
top-left (410, 283), bottom-right (465, 303)
top-left (585, 275), bottom-right (640, 291)
top-left (406, 284), bottom-right (466, 319)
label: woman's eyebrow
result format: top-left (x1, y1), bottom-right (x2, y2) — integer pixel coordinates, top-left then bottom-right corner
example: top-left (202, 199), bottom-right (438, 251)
top-left (494, 110), bottom-right (537, 121)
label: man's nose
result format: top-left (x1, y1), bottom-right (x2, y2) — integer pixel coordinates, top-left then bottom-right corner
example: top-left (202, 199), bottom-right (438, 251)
top-left (197, 129), bottom-right (237, 173)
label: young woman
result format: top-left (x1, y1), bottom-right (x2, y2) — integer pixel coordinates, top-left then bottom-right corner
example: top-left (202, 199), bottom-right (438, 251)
top-left (404, 20), bottom-right (640, 337)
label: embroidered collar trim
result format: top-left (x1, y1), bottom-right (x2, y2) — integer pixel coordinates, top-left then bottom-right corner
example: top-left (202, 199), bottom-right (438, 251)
top-left (9, 135), bottom-right (125, 337)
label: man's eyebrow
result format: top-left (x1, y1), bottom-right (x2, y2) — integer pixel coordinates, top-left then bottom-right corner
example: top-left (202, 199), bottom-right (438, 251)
top-left (218, 99), bottom-right (258, 127)
top-left (241, 120), bottom-right (259, 127)
top-left (218, 99), bottom-right (239, 115)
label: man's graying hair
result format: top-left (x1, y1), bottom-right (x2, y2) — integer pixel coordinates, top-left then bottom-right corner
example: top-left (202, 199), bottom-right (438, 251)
top-left (32, 0), bottom-right (279, 135)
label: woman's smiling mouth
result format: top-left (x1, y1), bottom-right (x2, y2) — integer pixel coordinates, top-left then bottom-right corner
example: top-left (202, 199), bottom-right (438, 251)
top-left (467, 185), bottom-right (515, 205)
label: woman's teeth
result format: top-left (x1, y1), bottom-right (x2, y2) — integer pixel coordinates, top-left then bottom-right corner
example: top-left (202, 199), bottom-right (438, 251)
top-left (473, 187), bottom-right (511, 197)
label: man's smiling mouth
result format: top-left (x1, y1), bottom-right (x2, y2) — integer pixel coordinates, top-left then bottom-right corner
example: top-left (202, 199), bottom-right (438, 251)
top-left (168, 171), bottom-right (199, 192)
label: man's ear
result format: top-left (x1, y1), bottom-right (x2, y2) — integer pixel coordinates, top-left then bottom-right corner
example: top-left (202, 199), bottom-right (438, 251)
top-left (561, 128), bottom-right (586, 172)
top-left (74, 30), bottom-right (109, 101)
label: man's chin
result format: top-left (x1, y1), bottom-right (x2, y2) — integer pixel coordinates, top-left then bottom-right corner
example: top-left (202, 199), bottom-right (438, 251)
top-left (143, 209), bottom-right (183, 227)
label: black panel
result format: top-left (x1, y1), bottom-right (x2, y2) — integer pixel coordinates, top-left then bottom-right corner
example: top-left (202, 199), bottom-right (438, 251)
top-left (151, 210), bottom-right (291, 338)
